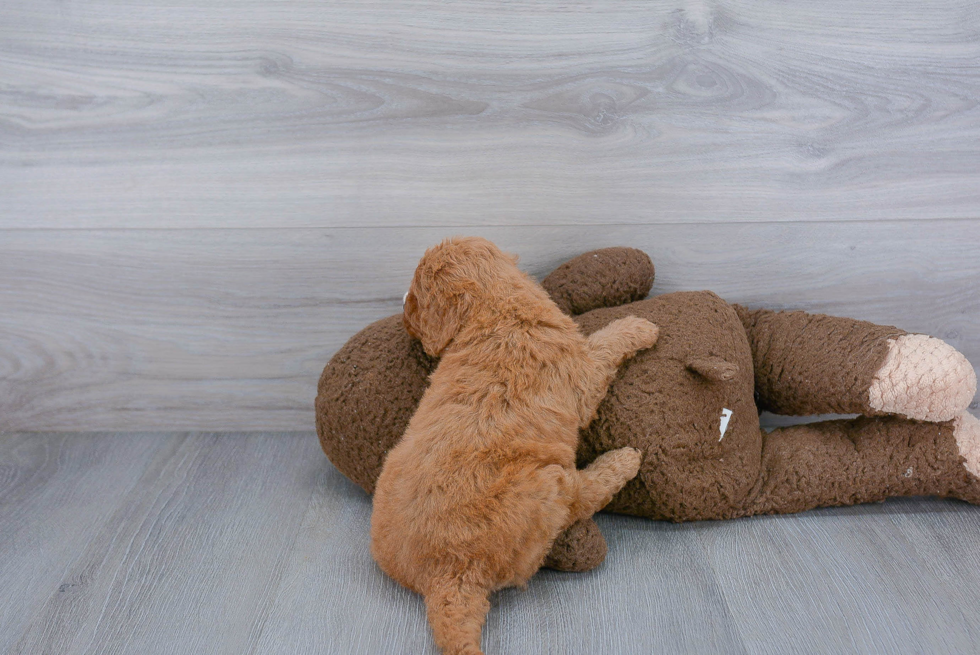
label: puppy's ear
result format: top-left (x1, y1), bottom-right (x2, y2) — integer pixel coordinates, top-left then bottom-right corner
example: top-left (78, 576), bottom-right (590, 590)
top-left (402, 290), bottom-right (421, 341)
top-left (418, 289), bottom-right (467, 357)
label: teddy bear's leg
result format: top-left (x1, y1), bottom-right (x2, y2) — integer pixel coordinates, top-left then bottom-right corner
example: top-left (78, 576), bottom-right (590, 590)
top-left (578, 316), bottom-right (660, 427)
top-left (743, 413), bottom-right (980, 517)
top-left (734, 306), bottom-right (976, 421)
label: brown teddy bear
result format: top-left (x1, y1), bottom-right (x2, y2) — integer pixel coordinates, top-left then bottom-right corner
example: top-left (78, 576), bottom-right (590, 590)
top-left (316, 247), bottom-right (980, 572)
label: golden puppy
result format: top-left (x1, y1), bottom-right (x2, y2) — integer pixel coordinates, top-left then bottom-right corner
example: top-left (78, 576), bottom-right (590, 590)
top-left (371, 237), bottom-right (660, 655)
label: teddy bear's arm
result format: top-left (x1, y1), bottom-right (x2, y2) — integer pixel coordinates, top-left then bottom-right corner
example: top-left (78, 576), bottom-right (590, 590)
top-left (733, 305), bottom-right (976, 421)
top-left (541, 248), bottom-right (655, 316)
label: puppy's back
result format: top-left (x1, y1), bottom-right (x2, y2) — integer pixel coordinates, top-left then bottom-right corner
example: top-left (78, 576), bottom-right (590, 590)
top-left (372, 319), bottom-right (588, 589)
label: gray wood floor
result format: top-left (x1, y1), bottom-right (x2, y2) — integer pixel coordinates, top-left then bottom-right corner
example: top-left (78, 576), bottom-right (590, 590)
top-left (4, 431), bottom-right (980, 655)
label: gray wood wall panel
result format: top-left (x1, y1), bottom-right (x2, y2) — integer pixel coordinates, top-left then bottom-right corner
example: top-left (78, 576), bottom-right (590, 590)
top-left (7, 432), bottom-right (980, 654)
top-left (2, 221), bottom-right (978, 431)
top-left (2, 0), bottom-right (979, 228)
top-left (2, 0), bottom-right (979, 431)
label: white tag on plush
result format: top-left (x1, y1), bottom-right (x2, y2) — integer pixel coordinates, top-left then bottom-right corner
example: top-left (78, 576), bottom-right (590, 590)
top-left (719, 409), bottom-right (733, 441)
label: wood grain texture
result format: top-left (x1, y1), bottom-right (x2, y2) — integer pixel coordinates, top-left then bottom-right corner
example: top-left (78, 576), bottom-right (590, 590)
top-left (6, 432), bottom-right (980, 654)
top-left (10, 432), bottom-right (317, 655)
top-left (2, 220), bottom-right (977, 431)
top-left (2, 0), bottom-right (979, 228)
top-left (703, 502), bottom-right (980, 653)
top-left (0, 433), bottom-right (166, 654)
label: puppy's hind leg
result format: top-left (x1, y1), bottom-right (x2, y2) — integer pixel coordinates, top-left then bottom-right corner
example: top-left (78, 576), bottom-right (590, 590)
top-left (578, 316), bottom-right (659, 427)
top-left (424, 576), bottom-right (491, 655)
top-left (565, 447), bottom-right (643, 525)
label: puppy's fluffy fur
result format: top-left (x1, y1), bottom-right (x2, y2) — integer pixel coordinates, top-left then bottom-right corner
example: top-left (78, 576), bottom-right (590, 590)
top-left (371, 237), bottom-right (659, 655)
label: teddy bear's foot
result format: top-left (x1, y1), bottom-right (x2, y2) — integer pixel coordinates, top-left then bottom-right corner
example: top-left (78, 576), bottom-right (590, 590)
top-left (542, 519), bottom-right (607, 572)
top-left (868, 334), bottom-right (976, 422)
top-left (954, 412), bottom-right (980, 479)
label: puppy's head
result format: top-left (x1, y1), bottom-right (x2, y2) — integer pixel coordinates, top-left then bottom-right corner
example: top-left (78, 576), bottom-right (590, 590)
top-left (403, 236), bottom-right (518, 357)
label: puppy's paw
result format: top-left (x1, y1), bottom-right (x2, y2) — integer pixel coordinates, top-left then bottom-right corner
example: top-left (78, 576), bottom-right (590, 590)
top-left (575, 448), bottom-right (644, 517)
top-left (593, 446), bottom-right (643, 483)
top-left (613, 316), bottom-right (660, 353)
top-left (617, 446), bottom-right (644, 480)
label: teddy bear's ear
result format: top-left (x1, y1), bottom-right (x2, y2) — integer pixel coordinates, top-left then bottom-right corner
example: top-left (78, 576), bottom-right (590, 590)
top-left (687, 356), bottom-right (739, 382)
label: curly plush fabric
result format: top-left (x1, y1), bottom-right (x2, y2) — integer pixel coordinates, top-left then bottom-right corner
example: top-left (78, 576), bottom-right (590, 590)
top-left (574, 291), bottom-right (759, 522)
top-left (541, 248), bottom-right (654, 316)
top-left (541, 519), bottom-right (608, 571)
top-left (747, 417), bottom-right (980, 516)
top-left (316, 314), bottom-right (436, 494)
top-left (733, 306), bottom-right (905, 416)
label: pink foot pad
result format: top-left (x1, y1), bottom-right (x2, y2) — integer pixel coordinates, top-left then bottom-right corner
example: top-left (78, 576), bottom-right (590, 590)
top-left (954, 413), bottom-right (980, 479)
top-left (869, 335), bottom-right (976, 422)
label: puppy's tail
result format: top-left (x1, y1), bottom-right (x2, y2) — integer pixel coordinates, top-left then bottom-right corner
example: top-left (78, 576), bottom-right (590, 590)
top-left (424, 576), bottom-right (490, 655)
